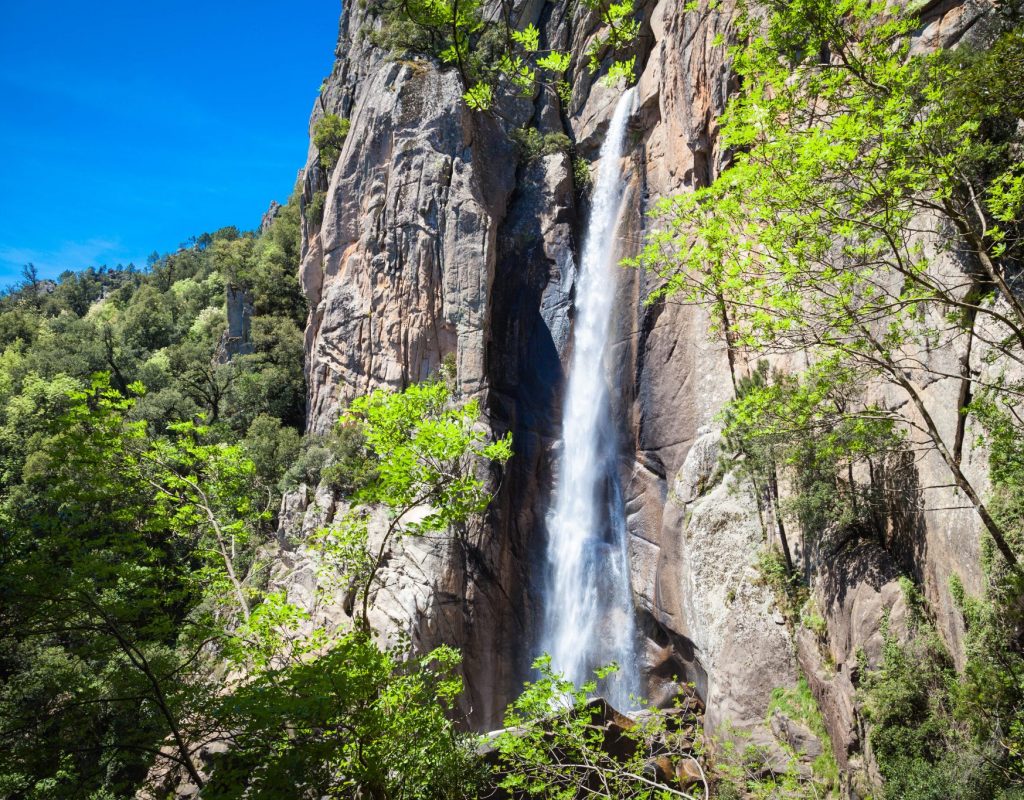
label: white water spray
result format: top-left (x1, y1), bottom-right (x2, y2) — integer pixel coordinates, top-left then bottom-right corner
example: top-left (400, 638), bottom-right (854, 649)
top-left (541, 88), bottom-right (640, 709)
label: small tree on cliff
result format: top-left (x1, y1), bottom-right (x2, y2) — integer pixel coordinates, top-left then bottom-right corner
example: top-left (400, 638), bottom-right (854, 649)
top-left (633, 0), bottom-right (1024, 566)
top-left (315, 379), bottom-right (512, 629)
top-left (312, 114), bottom-right (350, 171)
top-left (370, 0), bottom-right (640, 110)
top-left (202, 380), bottom-right (510, 799)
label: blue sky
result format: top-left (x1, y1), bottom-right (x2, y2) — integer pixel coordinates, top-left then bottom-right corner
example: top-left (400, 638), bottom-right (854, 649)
top-left (0, 1), bottom-right (340, 283)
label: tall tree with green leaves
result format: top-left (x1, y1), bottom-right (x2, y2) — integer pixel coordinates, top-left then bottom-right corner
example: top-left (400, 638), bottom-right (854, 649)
top-left (315, 380), bottom-right (512, 628)
top-left (634, 0), bottom-right (1024, 566)
top-left (201, 380), bottom-right (511, 798)
top-left (0, 377), bottom-right (213, 795)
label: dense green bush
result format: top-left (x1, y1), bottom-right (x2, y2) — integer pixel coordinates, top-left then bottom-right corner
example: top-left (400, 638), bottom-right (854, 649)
top-left (312, 114), bottom-right (350, 170)
top-left (370, 0), bottom-right (638, 111)
top-left (307, 189), bottom-right (326, 227)
top-left (510, 127), bottom-right (571, 162)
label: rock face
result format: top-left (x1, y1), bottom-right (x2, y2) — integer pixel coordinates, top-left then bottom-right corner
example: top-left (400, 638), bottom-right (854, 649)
top-left (648, 440), bottom-right (799, 735)
top-left (281, 0), bottom-right (1002, 771)
top-left (259, 199), bottom-right (283, 234)
top-left (215, 285), bottom-right (254, 362)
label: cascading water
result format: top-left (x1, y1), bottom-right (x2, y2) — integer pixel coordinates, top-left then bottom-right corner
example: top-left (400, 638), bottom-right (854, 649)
top-left (540, 88), bottom-right (640, 710)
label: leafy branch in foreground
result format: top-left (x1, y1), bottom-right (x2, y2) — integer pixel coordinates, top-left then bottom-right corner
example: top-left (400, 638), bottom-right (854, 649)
top-left (205, 635), bottom-right (481, 800)
top-left (632, 0), bottom-right (1024, 566)
top-left (204, 380), bottom-right (513, 798)
top-left (580, 0), bottom-right (641, 85)
top-left (316, 379), bottom-right (512, 629)
top-left (493, 656), bottom-right (709, 800)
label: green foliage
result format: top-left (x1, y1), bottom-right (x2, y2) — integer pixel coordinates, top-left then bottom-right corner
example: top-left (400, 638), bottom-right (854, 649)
top-left (0, 377), bottom-right (229, 795)
top-left (0, 186), bottom-right (307, 795)
top-left (768, 679), bottom-right (838, 787)
top-left (754, 547), bottom-right (806, 620)
top-left (280, 437), bottom-right (332, 490)
top-left (241, 413), bottom-right (304, 490)
top-left (205, 634), bottom-right (481, 800)
top-left (573, 155), bottom-right (593, 193)
top-left (321, 381), bottom-right (512, 626)
top-left (973, 391), bottom-right (1024, 560)
top-left (308, 190), bottom-right (326, 226)
top-left (0, 182), bottom-right (306, 445)
top-left (320, 422), bottom-right (377, 495)
top-left (463, 80), bottom-right (494, 111)
top-left (723, 358), bottom-right (898, 592)
top-left (633, 0), bottom-right (1024, 565)
top-left (627, 7), bottom-right (1024, 795)
top-left (579, 0), bottom-right (641, 85)
top-left (945, 393), bottom-right (1024, 791)
top-left (510, 127), bottom-right (572, 162)
top-left (494, 656), bottom-right (706, 799)
top-left (147, 416), bottom-right (268, 620)
top-left (202, 382), bottom-right (513, 797)
top-left (344, 380), bottom-right (512, 531)
top-left (313, 114), bottom-right (350, 170)
top-left (0, 374), bottom-right (513, 798)
top-left (371, 0), bottom-right (639, 110)
top-left (854, 575), bottom-right (1024, 799)
top-left (712, 723), bottom-right (832, 800)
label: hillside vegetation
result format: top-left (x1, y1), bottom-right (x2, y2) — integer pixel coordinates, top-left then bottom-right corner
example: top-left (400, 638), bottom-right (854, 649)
top-left (0, 0), bottom-right (1022, 798)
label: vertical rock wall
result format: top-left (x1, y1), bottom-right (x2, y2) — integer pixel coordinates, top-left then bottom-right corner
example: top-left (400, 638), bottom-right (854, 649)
top-left (285, 0), bottom-right (1003, 771)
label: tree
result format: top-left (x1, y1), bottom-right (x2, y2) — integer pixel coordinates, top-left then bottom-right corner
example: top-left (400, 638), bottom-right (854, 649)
top-left (194, 381), bottom-right (513, 798)
top-left (171, 344), bottom-right (235, 423)
top-left (314, 380), bottom-right (511, 628)
top-left (635, 1), bottom-right (1024, 566)
top-left (205, 634), bottom-right (481, 800)
top-left (371, 0), bottom-right (639, 112)
top-left (312, 114), bottom-right (351, 171)
top-left (0, 375), bottom-right (288, 796)
top-left (0, 377), bottom-right (213, 794)
top-left (494, 657), bottom-right (708, 800)
top-left (146, 418), bottom-right (269, 623)
top-left (722, 357), bottom-right (899, 581)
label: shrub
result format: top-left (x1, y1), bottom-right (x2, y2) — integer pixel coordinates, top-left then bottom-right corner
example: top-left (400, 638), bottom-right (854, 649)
top-left (573, 156), bottom-right (593, 193)
top-left (321, 423), bottom-right (376, 496)
top-left (510, 127), bottom-right (571, 162)
top-left (768, 678), bottom-right (838, 788)
top-left (242, 414), bottom-right (303, 491)
top-left (307, 191), bottom-right (326, 227)
top-left (755, 547), bottom-right (806, 622)
top-left (281, 440), bottom-right (331, 490)
top-left (313, 114), bottom-right (350, 171)
top-left (858, 596), bottom-right (1024, 799)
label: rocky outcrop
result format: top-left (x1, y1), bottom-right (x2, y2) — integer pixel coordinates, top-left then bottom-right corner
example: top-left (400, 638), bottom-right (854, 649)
top-left (259, 199), bottom-right (282, 234)
top-left (630, 431), bottom-right (800, 733)
top-left (795, 542), bottom-right (912, 792)
top-left (279, 0), bottom-right (1006, 778)
top-left (214, 285), bottom-right (254, 362)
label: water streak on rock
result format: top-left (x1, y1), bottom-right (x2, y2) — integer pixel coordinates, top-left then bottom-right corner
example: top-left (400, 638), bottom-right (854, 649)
top-left (541, 88), bottom-right (640, 709)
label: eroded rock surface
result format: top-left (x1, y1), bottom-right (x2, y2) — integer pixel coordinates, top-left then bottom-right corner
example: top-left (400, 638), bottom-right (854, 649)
top-left (276, 0), bottom-right (1003, 768)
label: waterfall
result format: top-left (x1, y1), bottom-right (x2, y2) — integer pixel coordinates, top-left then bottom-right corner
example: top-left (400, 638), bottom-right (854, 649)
top-left (540, 88), bottom-right (640, 710)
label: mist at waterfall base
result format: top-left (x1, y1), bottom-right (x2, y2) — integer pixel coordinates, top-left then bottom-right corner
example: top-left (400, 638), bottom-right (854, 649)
top-left (539, 89), bottom-right (641, 711)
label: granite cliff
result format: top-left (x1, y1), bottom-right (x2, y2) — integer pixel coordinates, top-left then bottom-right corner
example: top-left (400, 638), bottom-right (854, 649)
top-left (275, 0), bottom-right (1012, 793)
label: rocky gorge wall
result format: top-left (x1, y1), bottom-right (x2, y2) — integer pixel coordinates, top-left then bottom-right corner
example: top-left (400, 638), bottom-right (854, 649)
top-left (278, 0), bottom-right (1007, 790)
